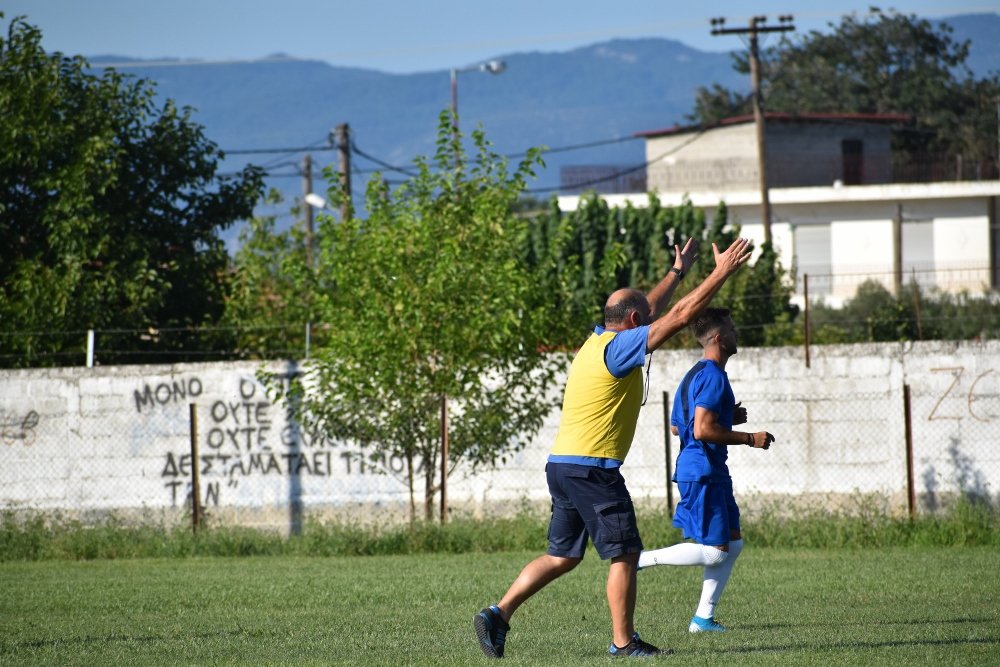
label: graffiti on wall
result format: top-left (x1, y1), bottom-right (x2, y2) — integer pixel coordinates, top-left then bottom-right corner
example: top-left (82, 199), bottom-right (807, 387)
top-left (1, 410), bottom-right (38, 446)
top-left (155, 376), bottom-right (390, 507)
top-left (134, 377), bottom-right (204, 413)
top-left (927, 367), bottom-right (998, 422)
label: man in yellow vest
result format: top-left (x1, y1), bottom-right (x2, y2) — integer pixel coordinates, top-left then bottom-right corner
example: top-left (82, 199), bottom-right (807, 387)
top-left (475, 237), bottom-right (754, 659)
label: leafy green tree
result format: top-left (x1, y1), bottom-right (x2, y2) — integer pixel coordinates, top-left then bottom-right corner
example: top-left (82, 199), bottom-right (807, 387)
top-left (807, 279), bottom-right (1000, 344)
top-left (0, 15), bottom-right (264, 366)
top-left (271, 115), bottom-right (580, 522)
top-left (222, 190), bottom-right (321, 358)
top-left (524, 194), bottom-right (796, 348)
top-left (687, 83), bottom-right (749, 124)
top-left (690, 8), bottom-right (1000, 170)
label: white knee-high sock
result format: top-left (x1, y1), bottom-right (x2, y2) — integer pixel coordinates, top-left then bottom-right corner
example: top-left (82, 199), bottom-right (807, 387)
top-left (695, 539), bottom-right (743, 619)
top-left (638, 542), bottom-right (727, 568)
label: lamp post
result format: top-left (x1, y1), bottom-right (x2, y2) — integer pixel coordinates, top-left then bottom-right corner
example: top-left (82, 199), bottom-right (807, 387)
top-left (443, 59), bottom-right (504, 521)
top-left (449, 59), bottom-right (506, 143)
top-left (304, 193), bottom-right (331, 211)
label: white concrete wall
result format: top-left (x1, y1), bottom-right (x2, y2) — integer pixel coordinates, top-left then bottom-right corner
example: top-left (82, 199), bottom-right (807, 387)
top-left (2, 341), bottom-right (998, 528)
top-left (646, 125), bottom-right (759, 193)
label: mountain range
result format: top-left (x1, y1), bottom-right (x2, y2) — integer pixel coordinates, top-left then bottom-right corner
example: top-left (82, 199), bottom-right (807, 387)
top-left (87, 12), bottom-right (1000, 240)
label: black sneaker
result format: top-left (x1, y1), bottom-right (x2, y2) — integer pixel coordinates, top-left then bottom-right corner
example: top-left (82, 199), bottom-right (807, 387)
top-left (609, 632), bottom-right (672, 657)
top-left (474, 606), bottom-right (509, 658)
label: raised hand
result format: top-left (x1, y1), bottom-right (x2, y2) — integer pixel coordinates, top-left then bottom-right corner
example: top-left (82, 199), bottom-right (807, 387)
top-left (673, 237), bottom-right (699, 274)
top-left (712, 238), bottom-right (753, 277)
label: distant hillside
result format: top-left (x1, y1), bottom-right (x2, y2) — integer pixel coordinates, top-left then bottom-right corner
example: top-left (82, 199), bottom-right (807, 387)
top-left (938, 13), bottom-right (1000, 78)
top-left (85, 13), bottom-right (998, 245)
top-left (93, 38), bottom-right (739, 201)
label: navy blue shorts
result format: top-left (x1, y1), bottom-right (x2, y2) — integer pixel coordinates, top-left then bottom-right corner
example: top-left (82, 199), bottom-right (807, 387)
top-left (545, 462), bottom-right (643, 560)
top-left (672, 478), bottom-right (741, 546)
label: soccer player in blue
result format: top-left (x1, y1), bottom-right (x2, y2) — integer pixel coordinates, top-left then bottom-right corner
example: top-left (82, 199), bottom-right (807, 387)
top-left (474, 241), bottom-right (754, 659)
top-left (637, 307), bottom-right (775, 633)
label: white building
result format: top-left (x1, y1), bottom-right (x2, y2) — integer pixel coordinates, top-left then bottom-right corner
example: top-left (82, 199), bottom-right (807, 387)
top-left (559, 114), bottom-right (1000, 306)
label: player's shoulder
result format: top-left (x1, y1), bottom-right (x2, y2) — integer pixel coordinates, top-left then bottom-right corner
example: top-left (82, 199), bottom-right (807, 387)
top-left (693, 360), bottom-right (727, 384)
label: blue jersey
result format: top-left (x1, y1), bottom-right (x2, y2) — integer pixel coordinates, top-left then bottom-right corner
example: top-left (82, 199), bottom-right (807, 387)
top-left (671, 359), bottom-right (735, 482)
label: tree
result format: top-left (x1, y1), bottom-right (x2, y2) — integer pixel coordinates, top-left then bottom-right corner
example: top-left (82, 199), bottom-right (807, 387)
top-left (271, 114), bottom-right (579, 522)
top-left (222, 190), bottom-right (321, 358)
top-left (523, 194), bottom-right (796, 349)
top-left (0, 15), bottom-right (264, 367)
top-left (806, 279), bottom-right (1000, 344)
top-left (689, 8), bottom-right (1000, 172)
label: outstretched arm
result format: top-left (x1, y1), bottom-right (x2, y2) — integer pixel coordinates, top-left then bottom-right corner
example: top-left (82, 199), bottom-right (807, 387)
top-left (646, 238), bottom-right (753, 351)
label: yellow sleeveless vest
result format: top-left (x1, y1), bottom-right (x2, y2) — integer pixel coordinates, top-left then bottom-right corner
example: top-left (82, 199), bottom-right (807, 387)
top-left (550, 331), bottom-right (644, 462)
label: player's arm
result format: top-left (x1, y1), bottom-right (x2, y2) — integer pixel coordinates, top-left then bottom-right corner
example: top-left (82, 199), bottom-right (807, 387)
top-left (644, 238), bottom-right (698, 318)
top-left (646, 238), bottom-right (753, 352)
top-left (693, 406), bottom-right (774, 449)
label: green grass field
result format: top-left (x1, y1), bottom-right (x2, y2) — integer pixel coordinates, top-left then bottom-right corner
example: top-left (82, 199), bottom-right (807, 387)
top-left (1, 546), bottom-right (997, 665)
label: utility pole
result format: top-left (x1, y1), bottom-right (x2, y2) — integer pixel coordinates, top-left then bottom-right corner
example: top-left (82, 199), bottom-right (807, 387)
top-left (334, 123), bottom-right (352, 220)
top-left (302, 153), bottom-right (314, 267)
top-left (711, 15), bottom-right (795, 246)
top-left (893, 203), bottom-right (903, 296)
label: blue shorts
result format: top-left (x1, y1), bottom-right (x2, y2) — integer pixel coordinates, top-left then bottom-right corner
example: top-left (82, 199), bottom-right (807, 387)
top-left (672, 478), bottom-right (741, 546)
top-left (545, 462), bottom-right (643, 560)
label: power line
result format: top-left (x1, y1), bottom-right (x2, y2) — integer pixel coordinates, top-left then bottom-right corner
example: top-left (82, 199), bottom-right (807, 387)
top-left (507, 134), bottom-right (641, 158)
top-left (224, 143), bottom-right (334, 155)
top-left (525, 128), bottom-right (707, 193)
top-left (219, 129), bottom-right (687, 195)
top-left (222, 132), bottom-right (643, 177)
top-left (350, 142), bottom-right (421, 177)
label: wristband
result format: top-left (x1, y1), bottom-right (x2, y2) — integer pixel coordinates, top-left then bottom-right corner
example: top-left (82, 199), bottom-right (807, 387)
top-left (745, 432), bottom-right (753, 446)
top-left (670, 267), bottom-right (685, 280)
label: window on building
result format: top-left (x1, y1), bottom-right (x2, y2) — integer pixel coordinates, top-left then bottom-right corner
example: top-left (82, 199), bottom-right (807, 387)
top-left (842, 139), bottom-right (863, 185)
top-left (794, 224), bottom-right (832, 296)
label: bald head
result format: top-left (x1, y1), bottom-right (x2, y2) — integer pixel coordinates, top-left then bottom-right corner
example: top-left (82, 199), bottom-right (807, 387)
top-left (604, 288), bottom-right (650, 328)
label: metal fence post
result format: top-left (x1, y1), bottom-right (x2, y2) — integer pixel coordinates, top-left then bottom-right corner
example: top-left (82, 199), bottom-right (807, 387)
top-left (189, 403), bottom-right (202, 533)
top-left (440, 394), bottom-right (449, 524)
top-left (903, 384), bottom-right (916, 519)
top-left (86, 329), bottom-right (95, 368)
top-left (803, 274), bottom-right (811, 368)
top-left (663, 391), bottom-right (674, 515)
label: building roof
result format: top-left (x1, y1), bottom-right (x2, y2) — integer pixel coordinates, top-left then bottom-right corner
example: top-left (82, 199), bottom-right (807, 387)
top-left (635, 112), bottom-right (913, 139)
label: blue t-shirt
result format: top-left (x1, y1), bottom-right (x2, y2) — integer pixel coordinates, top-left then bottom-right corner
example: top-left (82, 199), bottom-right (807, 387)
top-left (671, 359), bottom-right (735, 482)
top-left (595, 324), bottom-right (649, 378)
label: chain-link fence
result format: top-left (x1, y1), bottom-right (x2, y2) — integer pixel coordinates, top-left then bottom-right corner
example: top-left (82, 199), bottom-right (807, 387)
top-left (2, 342), bottom-right (997, 532)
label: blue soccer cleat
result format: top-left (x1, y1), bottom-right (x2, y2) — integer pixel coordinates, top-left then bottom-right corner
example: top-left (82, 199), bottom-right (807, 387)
top-left (689, 615), bottom-right (727, 633)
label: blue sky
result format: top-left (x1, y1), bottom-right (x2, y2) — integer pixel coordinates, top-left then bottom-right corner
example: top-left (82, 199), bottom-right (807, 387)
top-left (6, 1), bottom-right (997, 73)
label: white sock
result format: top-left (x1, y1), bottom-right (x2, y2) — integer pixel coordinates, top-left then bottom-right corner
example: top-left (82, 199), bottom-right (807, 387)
top-left (695, 539), bottom-right (743, 619)
top-left (638, 542), bottom-right (725, 568)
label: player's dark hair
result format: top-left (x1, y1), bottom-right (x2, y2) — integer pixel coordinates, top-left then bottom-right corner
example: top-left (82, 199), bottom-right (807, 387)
top-left (691, 307), bottom-right (731, 341)
top-left (604, 290), bottom-right (648, 326)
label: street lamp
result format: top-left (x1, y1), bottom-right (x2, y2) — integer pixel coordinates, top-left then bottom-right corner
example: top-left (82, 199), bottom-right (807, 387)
top-left (449, 59), bottom-right (506, 138)
top-left (305, 193), bottom-right (332, 211)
